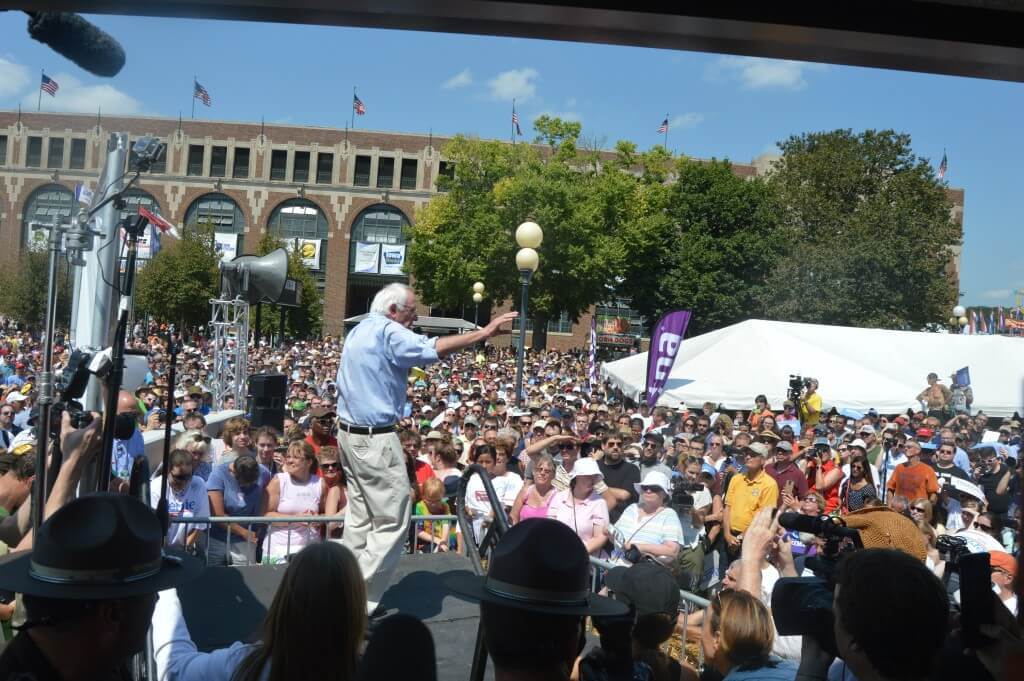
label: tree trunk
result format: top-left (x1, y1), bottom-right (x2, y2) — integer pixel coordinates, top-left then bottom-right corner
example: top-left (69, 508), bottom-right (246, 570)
top-left (531, 313), bottom-right (548, 351)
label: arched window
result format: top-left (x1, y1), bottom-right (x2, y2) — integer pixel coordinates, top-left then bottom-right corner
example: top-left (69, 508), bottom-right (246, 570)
top-left (268, 198), bottom-right (329, 287)
top-left (185, 192), bottom-right (247, 254)
top-left (22, 184), bottom-right (74, 249)
top-left (348, 204), bottom-right (409, 276)
top-left (118, 188), bottom-right (161, 224)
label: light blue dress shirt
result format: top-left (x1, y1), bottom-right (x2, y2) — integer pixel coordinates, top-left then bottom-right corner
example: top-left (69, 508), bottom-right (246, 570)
top-left (336, 312), bottom-right (439, 426)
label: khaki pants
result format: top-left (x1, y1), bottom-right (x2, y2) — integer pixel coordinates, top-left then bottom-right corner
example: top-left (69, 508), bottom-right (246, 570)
top-left (339, 429), bottom-right (411, 607)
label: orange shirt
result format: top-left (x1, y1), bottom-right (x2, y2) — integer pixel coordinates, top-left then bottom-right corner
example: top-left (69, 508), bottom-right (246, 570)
top-left (886, 461), bottom-right (939, 502)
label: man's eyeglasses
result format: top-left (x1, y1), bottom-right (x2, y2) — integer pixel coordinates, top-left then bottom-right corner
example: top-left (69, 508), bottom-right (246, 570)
top-left (605, 441), bottom-right (622, 448)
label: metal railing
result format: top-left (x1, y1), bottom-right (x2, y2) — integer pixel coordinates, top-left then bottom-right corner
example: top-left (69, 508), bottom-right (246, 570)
top-left (168, 513), bottom-right (461, 564)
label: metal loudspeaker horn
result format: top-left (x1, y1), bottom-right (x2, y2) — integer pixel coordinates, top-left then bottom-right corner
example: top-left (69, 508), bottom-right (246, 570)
top-left (220, 248), bottom-right (289, 304)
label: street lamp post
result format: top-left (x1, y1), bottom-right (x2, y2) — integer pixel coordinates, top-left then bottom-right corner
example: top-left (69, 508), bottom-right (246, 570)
top-left (472, 281), bottom-right (485, 327)
top-left (952, 305), bottom-right (966, 334)
top-left (514, 221), bottom-right (542, 408)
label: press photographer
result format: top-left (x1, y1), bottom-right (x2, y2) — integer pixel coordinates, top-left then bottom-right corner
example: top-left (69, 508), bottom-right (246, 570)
top-left (793, 376), bottom-right (823, 431)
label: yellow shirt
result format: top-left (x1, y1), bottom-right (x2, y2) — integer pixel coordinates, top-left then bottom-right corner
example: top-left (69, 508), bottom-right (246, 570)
top-left (724, 470), bottom-right (779, 533)
top-left (799, 392), bottom-right (823, 430)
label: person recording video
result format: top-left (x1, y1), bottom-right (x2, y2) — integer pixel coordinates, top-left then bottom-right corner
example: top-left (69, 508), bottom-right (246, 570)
top-left (797, 377), bottom-right (822, 430)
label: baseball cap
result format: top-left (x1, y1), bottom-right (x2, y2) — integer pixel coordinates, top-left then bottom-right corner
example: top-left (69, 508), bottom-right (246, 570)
top-left (605, 562), bottom-right (680, 617)
top-left (813, 437), bottom-right (830, 447)
top-left (915, 428), bottom-right (934, 439)
top-left (643, 432), bottom-right (665, 446)
top-left (859, 424), bottom-right (876, 435)
top-left (744, 442), bottom-right (770, 458)
top-left (849, 438), bottom-right (868, 451)
top-left (424, 430), bottom-right (445, 441)
top-left (463, 416), bottom-right (480, 427)
top-left (775, 441), bottom-right (793, 452)
top-left (991, 551), bottom-right (1017, 577)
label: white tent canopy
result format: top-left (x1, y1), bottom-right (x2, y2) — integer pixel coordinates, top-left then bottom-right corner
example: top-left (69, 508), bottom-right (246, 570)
top-left (601, 319), bottom-right (1024, 417)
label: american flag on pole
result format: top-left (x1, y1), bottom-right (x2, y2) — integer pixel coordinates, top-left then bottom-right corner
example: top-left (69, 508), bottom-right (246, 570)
top-left (138, 206), bottom-right (179, 239)
top-left (512, 110), bottom-right (522, 136)
top-left (40, 74), bottom-right (59, 96)
top-left (588, 316), bottom-right (598, 389)
top-left (193, 80), bottom-right (211, 106)
top-left (353, 94), bottom-right (366, 115)
top-left (657, 118), bottom-right (669, 134)
top-left (937, 151), bottom-right (948, 180)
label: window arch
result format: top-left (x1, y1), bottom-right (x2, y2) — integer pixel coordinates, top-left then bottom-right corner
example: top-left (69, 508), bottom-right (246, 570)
top-left (267, 198), bottom-right (329, 287)
top-left (185, 192), bottom-right (247, 255)
top-left (348, 204), bottom-right (410, 276)
top-left (22, 184), bottom-right (74, 249)
top-left (118, 188), bottom-right (161, 224)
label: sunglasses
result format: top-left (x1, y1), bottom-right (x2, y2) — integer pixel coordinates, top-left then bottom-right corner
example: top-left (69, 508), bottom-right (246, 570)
top-left (558, 443), bottom-right (577, 451)
top-left (605, 441), bottom-right (622, 447)
top-left (320, 462), bottom-right (339, 471)
top-left (911, 506), bottom-right (927, 513)
top-left (315, 416), bottom-right (336, 425)
top-left (640, 485), bottom-right (662, 493)
top-left (171, 473), bottom-right (192, 482)
top-left (974, 521), bottom-right (993, 530)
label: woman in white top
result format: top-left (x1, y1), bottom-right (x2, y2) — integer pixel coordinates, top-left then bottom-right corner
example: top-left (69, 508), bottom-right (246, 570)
top-left (491, 442), bottom-right (524, 509)
top-left (150, 449), bottom-right (209, 550)
top-left (153, 542), bottom-right (365, 681)
top-left (262, 440), bottom-right (322, 563)
top-left (464, 444), bottom-right (498, 542)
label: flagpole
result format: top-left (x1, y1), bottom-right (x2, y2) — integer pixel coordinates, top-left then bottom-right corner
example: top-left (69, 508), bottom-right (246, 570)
top-left (351, 87), bottom-right (356, 130)
top-left (512, 99), bottom-right (516, 145)
top-left (38, 69), bottom-right (43, 112)
top-left (191, 76), bottom-right (196, 119)
top-left (663, 113), bottom-right (669, 149)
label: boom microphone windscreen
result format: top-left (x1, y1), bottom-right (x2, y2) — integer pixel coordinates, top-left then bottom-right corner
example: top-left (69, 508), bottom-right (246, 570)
top-left (26, 12), bottom-right (126, 77)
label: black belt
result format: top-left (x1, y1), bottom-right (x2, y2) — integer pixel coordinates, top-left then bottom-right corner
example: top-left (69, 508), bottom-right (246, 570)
top-left (338, 422), bottom-right (396, 435)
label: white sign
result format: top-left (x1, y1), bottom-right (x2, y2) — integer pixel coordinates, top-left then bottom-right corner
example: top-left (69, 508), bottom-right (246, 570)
top-left (214, 232), bottom-right (238, 262)
top-left (380, 243), bottom-right (406, 276)
top-left (286, 238), bottom-right (322, 270)
top-left (354, 242), bottom-right (380, 274)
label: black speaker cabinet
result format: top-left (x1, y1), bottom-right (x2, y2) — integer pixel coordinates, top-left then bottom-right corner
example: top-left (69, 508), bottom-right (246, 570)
top-left (248, 373), bottom-right (287, 430)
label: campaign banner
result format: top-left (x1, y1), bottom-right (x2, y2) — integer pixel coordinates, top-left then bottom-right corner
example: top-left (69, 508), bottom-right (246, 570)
top-left (380, 243), bottom-right (406, 275)
top-left (644, 310), bottom-right (691, 409)
top-left (214, 232), bottom-right (238, 262)
top-left (354, 242), bottom-right (381, 274)
top-left (286, 238), bottom-right (322, 269)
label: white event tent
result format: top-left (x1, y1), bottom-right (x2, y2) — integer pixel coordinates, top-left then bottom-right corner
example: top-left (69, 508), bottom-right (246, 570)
top-left (601, 319), bottom-right (1024, 417)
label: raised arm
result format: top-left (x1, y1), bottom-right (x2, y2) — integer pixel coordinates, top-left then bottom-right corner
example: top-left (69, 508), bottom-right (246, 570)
top-left (435, 312), bottom-right (518, 358)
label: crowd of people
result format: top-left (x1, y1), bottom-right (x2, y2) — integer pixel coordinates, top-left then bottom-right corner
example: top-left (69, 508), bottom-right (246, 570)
top-left (0, 300), bottom-right (1021, 681)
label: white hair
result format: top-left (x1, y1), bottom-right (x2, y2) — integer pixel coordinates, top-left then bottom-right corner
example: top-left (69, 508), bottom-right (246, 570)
top-left (370, 283), bottom-right (413, 315)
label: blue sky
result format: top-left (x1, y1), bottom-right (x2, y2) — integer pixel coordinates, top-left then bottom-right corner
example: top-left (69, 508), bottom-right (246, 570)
top-left (2, 12), bottom-right (1022, 307)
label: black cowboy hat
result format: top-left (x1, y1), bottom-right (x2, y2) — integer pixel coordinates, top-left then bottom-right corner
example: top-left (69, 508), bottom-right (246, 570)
top-left (445, 518), bottom-right (628, 617)
top-left (0, 493), bottom-right (203, 600)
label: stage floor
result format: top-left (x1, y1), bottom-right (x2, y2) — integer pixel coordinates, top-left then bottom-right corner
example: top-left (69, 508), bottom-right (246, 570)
top-left (179, 552), bottom-right (490, 681)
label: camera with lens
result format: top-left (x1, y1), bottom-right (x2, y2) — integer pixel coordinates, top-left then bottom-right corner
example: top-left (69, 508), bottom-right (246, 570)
top-left (32, 350), bottom-right (95, 438)
top-left (787, 375), bottom-right (806, 403)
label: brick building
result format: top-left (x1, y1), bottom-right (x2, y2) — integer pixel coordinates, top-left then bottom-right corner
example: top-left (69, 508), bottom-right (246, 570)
top-left (0, 112), bottom-right (964, 352)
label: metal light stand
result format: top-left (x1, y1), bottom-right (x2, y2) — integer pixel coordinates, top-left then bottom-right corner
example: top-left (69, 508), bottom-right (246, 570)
top-left (209, 297), bottom-right (250, 409)
top-left (31, 210), bottom-right (104, 530)
top-left (96, 213), bottom-right (149, 488)
top-left (513, 269), bottom-right (533, 408)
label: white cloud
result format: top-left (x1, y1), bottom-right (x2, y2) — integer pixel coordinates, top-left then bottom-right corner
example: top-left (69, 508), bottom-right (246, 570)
top-left (488, 68), bottom-right (538, 103)
top-left (22, 73), bottom-right (141, 114)
top-left (706, 56), bottom-right (826, 91)
top-left (979, 288), bottom-right (1014, 301)
top-left (566, 97), bottom-right (577, 108)
top-left (0, 57), bottom-right (30, 99)
top-left (442, 68), bottom-right (473, 90)
top-left (669, 112), bottom-right (704, 130)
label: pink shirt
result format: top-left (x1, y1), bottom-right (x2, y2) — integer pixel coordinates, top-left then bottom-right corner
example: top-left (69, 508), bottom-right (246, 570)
top-left (518, 485), bottom-right (555, 521)
top-left (547, 489), bottom-right (609, 554)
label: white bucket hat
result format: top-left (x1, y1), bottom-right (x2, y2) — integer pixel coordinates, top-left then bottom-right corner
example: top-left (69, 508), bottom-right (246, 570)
top-left (570, 457), bottom-right (603, 482)
top-left (634, 470), bottom-right (671, 497)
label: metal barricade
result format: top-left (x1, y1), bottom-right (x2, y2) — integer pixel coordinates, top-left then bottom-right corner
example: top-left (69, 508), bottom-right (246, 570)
top-left (168, 514), bottom-right (461, 564)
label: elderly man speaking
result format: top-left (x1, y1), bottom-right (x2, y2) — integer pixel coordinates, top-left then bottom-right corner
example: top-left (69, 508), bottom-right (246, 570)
top-left (337, 283), bottom-right (517, 614)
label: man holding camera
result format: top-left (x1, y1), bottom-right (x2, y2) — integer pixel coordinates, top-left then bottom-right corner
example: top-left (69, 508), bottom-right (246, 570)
top-left (796, 377), bottom-right (822, 430)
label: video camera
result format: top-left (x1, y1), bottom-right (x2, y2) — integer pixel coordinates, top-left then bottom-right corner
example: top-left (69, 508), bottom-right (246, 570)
top-left (787, 375), bottom-right (811, 403)
top-left (770, 513), bottom-right (864, 657)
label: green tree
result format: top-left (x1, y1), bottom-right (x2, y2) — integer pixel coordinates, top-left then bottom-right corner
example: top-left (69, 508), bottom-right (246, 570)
top-left (252, 232), bottom-right (322, 339)
top-left (0, 249), bottom-right (73, 331)
top-left (407, 128), bottom-right (634, 349)
top-left (617, 157), bottom-right (785, 336)
top-left (135, 221), bottom-right (221, 329)
top-left (765, 129), bottom-right (960, 328)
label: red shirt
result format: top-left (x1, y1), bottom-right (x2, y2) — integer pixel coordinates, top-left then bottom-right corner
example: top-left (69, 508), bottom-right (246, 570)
top-left (305, 434), bottom-right (338, 455)
top-left (414, 459), bottom-right (436, 490)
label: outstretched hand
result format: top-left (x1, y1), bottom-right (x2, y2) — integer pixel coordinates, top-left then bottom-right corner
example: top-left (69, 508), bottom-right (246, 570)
top-left (484, 311), bottom-right (518, 337)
